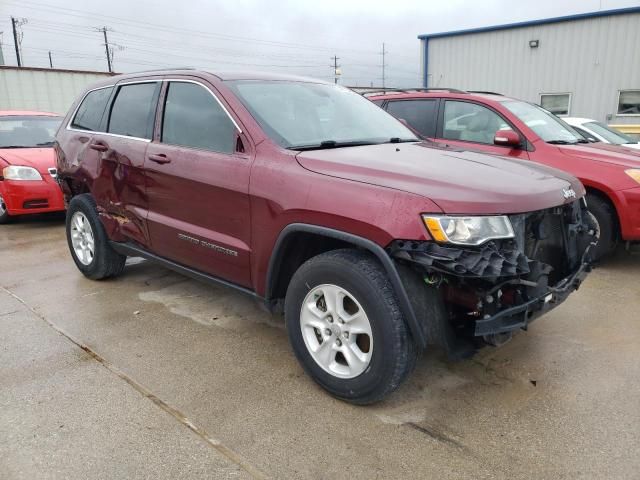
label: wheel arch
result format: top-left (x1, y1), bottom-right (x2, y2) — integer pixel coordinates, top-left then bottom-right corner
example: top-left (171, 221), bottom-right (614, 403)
top-left (265, 223), bottom-right (427, 348)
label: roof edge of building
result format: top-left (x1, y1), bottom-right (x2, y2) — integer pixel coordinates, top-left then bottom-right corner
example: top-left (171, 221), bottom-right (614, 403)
top-left (0, 65), bottom-right (115, 76)
top-left (417, 5), bottom-right (640, 40)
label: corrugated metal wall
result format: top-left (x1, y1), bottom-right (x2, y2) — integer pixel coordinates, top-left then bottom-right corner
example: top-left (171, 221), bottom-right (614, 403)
top-left (0, 67), bottom-right (111, 115)
top-left (423, 12), bottom-right (640, 124)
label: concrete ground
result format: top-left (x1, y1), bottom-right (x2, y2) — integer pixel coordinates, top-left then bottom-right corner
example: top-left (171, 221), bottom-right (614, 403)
top-left (1, 214), bottom-right (639, 480)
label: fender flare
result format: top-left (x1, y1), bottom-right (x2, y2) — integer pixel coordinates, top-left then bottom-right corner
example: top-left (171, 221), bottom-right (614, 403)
top-left (266, 223), bottom-right (427, 348)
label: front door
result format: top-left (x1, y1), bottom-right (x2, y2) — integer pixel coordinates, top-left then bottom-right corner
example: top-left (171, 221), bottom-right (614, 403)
top-left (436, 100), bottom-right (530, 160)
top-left (145, 79), bottom-right (253, 287)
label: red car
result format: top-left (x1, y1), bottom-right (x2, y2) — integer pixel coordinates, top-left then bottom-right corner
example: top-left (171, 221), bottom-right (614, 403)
top-left (55, 71), bottom-right (596, 403)
top-left (369, 89), bottom-right (640, 259)
top-left (0, 111), bottom-right (65, 223)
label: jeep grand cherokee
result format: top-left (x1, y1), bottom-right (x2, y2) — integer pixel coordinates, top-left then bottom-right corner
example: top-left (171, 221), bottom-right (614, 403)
top-left (55, 70), bottom-right (596, 404)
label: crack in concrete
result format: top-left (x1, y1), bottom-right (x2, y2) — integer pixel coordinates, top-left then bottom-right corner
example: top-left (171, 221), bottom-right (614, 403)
top-left (406, 422), bottom-right (467, 450)
top-left (1, 286), bottom-right (268, 480)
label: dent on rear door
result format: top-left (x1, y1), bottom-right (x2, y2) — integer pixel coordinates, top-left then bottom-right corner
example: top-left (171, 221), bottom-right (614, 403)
top-left (92, 135), bottom-right (150, 245)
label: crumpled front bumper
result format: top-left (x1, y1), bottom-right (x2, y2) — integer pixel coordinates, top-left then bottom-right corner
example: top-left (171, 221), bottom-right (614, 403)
top-left (473, 253), bottom-right (591, 335)
top-left (389, 199), bottom-right (597, 338)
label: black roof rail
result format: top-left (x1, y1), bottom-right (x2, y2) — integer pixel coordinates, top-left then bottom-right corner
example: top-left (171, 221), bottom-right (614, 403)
top-left (360, 87), bottom-right (468, 96)
top-left (467, 90), bottom-right (504, 96)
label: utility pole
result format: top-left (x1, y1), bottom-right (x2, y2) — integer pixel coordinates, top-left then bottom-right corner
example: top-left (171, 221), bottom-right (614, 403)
top-left (0, 32), bottom-right (5, 66)
top-left (99, 26), bottom-right (113, 73)
top-left (48, 50), bottom-right (53, 68)
top-left (11, 17), bottom-right (27, 67)
top-left (379, 42), bottom-right (388, 89)
top-left (331, 55), bottom-right (341, 84)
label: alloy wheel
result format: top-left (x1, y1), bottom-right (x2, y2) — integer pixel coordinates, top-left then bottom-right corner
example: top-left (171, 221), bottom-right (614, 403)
top-left (300, 284), bottom-right (373, 379)
top-left (70, 211), bottom-right (95, 265)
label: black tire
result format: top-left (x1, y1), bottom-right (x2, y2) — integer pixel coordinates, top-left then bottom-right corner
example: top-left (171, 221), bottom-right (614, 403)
top-left (587, 193), bottom-right (618, 261)
top-left (66, 194), bottom-right (126, 280)
top-left (285, 249), bottom-right (417, 405)
top-left (0, 196), bottom-right (11, 224)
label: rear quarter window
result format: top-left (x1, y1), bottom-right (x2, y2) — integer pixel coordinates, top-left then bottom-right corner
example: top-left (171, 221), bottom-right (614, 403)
top-left (70, 87), bottom-right (113, 132)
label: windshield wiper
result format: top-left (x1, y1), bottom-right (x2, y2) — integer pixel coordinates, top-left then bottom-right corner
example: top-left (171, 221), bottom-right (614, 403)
top-left (547, 140), bottom-right (578, 145)
top-left (388, 137), bottom-right (418, 143)
top-left (288, 140), bottom-right (379, 151)
top-left (0, 145), bottom-right (30, 149)
top-left (36, 141), bottom-right (55, 147)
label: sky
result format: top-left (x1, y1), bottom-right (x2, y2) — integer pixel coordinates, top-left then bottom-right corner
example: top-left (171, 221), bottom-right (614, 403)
top-left (0, 0), bottom-right (638, 87)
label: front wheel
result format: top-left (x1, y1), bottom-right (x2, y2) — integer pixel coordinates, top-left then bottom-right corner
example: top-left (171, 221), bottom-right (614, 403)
top-left (0, 195), bottom-right (11, 224)
top-left (586, 193), bottom-right (618, 261)
top-left (66, 194), bottom-right (126, 280)
top-left (285, 249), bottom-right (417, 405)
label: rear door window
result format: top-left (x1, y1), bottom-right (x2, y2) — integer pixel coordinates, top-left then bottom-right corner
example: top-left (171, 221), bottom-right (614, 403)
top-left (386, 99), bottom-right (438, 137)
top-left (161, 81), bottom-right (236, 154)
top-left (108, 82), bottom-right (160, 139)
top-left (71, 87), bottom-right (113, 132)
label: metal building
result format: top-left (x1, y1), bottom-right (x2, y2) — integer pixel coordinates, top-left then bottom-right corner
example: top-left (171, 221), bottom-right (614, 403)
top-left (0, 66), bottom-right (112, 114)
top-left (418, 6), bottom-right (640, 125)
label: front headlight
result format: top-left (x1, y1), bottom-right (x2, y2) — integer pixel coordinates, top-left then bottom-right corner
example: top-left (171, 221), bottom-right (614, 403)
top-left (422, 215), bottom-right (515, 246)
top-left (2, 166), bottom-right (43, 181)
top-left (625, 169), bottom-right (640, 185)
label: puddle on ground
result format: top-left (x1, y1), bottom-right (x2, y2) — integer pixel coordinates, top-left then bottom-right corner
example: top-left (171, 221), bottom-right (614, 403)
top-left (138, 276), bottom-right (282, 330)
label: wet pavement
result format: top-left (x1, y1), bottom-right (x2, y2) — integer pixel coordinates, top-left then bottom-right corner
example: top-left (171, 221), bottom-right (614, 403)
top-left (1, 214), bottom-right (639, 479)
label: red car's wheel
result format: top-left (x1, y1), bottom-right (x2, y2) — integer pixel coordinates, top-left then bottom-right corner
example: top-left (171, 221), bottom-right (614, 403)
top-left (0, 195), bottom-right (11, 224)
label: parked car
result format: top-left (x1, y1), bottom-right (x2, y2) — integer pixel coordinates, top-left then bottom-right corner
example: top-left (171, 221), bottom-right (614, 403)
top-left (564, 117), bottom-right (640, 150)
top-left (0, 111), bottom-right (64, 223)
top-left (56, 71), bottom-right (596, 404)
top-left (369, 89), bottom-right (640, 259)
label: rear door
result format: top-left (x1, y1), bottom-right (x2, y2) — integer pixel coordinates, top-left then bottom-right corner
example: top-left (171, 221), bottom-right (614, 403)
top-left (384, 99), bottom-right (439, 139)
top-left (435, 99), bottom-right (530, 159)
top-left (91, 80), bottom-right (161, 246)
top-left (144, 79), bottom-right (253, 287)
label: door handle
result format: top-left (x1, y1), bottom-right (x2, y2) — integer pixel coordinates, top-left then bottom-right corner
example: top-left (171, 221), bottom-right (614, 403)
top-left (148, 153), bottom-right (171, 164)
top-left (89, 142), bottom-right (108, 152)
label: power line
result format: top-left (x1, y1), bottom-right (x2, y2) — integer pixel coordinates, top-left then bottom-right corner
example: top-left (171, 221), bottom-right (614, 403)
top-left (6, 0), bottom-right (380, 55)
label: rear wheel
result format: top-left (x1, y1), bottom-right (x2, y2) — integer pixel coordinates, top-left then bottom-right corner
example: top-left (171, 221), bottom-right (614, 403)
top-left (285, 249), bottom-right (417, 405)
top-left (586, 193), bottom-right (618, 261)
top-left (0, 195), bottom-right (11, 224)
top-left (66, 194), bottom-right (126, 280)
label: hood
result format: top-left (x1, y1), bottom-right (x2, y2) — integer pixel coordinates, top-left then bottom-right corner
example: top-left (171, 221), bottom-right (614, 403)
top-left (0, 148), bottom-right (56, 174)
top-left (296, 142), bottom-right (584, 214)
top-left (556, 142), bottom-right (640, 168)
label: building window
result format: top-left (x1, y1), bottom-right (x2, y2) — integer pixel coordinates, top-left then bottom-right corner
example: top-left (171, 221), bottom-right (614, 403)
top-left (617, 90), bottom-right (640, 115)
top-left (540, 93), bottom-right (571, 116)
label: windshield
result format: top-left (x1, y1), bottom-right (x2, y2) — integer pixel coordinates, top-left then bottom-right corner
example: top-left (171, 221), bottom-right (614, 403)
top-left (226, 80), bottom-right (418, 149)
top-left (0, 115), bottom-right (61, 148)
top-left (585, 121), bottom-right (637, 145)
top-left (502, 101), bottom-right (583, 144)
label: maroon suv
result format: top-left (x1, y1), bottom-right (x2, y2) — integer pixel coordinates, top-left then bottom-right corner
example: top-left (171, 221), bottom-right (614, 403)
top-left (56, 70), bottom-right (596, 404)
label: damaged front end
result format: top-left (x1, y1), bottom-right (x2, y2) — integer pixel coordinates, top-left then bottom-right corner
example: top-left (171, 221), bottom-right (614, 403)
top-left (390, 199), bottom-right (598, 350)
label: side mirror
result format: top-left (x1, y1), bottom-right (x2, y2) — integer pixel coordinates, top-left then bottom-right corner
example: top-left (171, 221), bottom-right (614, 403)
top-left (493, 130), bottom-right (521, 147)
